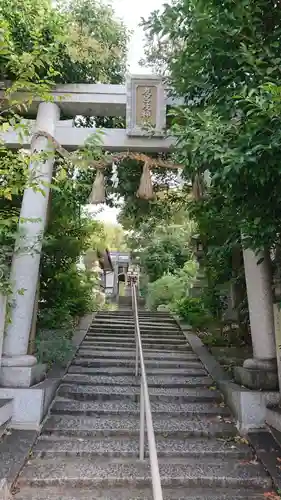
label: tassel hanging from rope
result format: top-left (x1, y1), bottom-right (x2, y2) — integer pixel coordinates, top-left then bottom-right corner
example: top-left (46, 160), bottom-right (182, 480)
top-left (136, 161), bottom-right (154, 200)
top-left (89, 168), bottom-right (106, 204)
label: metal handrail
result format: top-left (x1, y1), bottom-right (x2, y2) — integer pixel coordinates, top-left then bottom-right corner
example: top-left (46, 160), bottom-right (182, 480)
top-left (131, 282), bottom-right (163, 500)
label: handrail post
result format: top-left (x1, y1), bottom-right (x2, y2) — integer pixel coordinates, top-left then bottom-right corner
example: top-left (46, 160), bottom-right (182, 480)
top-left (133, 286), bottom-right (139, 377)
top-left (128, 278), bottom-right (163, 500)
top-left (135, 329), bottom-right (139, 377)
top-left (139, 378), bottom-right (145, 460)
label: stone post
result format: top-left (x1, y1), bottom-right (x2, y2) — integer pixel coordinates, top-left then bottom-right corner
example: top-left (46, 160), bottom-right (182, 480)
top-left (234, 247), bottom-right (278, 390)
top-left (0, 102), bottom-right (60, 387)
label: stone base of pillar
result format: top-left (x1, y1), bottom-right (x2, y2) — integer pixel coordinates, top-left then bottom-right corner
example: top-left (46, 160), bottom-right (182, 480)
top-left (0, 356), bottom-right (46, 388)
top-left (243, 357), bottom-right (277, 371)
top-left (234, 362), bottom-right (278, 391)
top-left (0, 377), bottom-right (60, 429)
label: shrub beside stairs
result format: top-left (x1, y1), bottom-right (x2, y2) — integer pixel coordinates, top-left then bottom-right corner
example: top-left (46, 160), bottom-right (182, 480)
top-left (14, 310), bottom-right (272, 499)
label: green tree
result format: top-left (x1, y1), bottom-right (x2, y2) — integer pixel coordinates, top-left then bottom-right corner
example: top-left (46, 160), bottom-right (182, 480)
top-left (1, 0), bottom-right (129, 286)
top-left (146, 260), bottom-right (198, 311)
top-left (39, 181), bottom-right (103, 326)
top-left (103, 223), bottom-right (128, 251)
top-left (59, 0), bottom-right (128, 84)
top-left (141, 0), bottom-right (281, 337)
top-left (142, 0), bottom-right (281, 251)
top-left (139, 226), bottom-right (191, 282)
top-left (0, 10), bottom-right (57, 290)
top-left (1, 0), bottom-right (128, 83)
top-left (0, 0), bottom-right (128, 364)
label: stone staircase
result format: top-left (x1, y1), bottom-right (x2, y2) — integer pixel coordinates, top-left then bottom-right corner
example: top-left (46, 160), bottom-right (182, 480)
top-left (15, 310), bottom-right (272, 499)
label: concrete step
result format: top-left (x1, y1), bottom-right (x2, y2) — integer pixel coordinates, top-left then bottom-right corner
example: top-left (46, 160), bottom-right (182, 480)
top-left (68, 362), bottom-right (207, 377)
top-left (57, 384), bottom-right (221, 403)
top-left (85, 338), bottom-right (188, 349)
top-left (88, 326), bottom-right (180, 340)
top-left (92, 322), bottom-right (177, 327)
top-left (91, 322), bottom-right (179, 329)
top-left (93, 323), bottom-right (178, 330)
top-left (51, 399), bottom-right (230, 417)
top-left (94, 318), bottom-right (174, 324)
top-left (94, 319), bottom-right (175, 325)
top-left (72, 357), bottom-right (204, 369)
top-left (88, 326), bottom-right (181, 332)
top-left (81, 342), bottom-right (187, 350)
top-left (78, 345), bottom-right (193, 357)
top-left (89, 326), bottom-right (180, 332)
top-left (13, 486), bottom-right (271, 500)
top-left (87, 329), bottom-right (186, 344)
top-left (96, 312), bottom-right (172, 317)
top-left (82, 344), bottom-right (190, 353)
top-left (95, 320), bottom-right (175, 324)
top-left (62, 374), bottom-right (212, 388)
top-left (68, 365), bottom-right (207, 376)
top-left (68, 364), bottom-right (207, 377)
top-left (96, 315), bottom-right (135, 318)
top-left (16, 456), bottom-right (271, 489)
top-left (34, 435), bottom-right (251, 459)
top-left (95, 314), bottom-right (170, 318)
top-left (96, 312), bottom-right (170, 316)
top-left (82, 340), bottom-right (190, 351)
top-left (85, 331), bottom-right (187, 345)
top-left (87, 330), bottom-right (184, 339)
top-left (91, 321), bottom-right (180, 328)
top-left (84, 336), bottom-right (185, 345)
top-left (77, 349), bottom-right (196, 361)
top-left (42, 414), bottom-right (234, 438)
top-left (94, 322), bottom-right (177, 326)
top-left (80, 342), bottom-right (190, 351)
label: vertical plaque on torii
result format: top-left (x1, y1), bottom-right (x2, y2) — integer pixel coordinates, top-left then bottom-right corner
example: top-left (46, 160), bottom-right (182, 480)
top-left (126, 75), bottom-right (166, 137)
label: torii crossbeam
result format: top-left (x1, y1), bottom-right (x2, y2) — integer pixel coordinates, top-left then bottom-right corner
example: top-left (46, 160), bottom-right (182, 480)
top-left (1, 75), bottom-right (182, 152)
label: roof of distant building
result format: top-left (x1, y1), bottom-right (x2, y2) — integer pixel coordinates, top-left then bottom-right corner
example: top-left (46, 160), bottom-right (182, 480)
top-left (109, 251), bottom-right (131, 263)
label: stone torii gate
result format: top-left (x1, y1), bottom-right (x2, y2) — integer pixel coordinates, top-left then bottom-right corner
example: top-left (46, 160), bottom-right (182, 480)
top-left (0, 75), bottom-right (278, 428)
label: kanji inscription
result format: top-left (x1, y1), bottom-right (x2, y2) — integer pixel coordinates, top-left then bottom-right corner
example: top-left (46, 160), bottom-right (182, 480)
top-left (136, 85), bottom-right (157, 126)
top-left (126, 76), bottom-right (166, 137)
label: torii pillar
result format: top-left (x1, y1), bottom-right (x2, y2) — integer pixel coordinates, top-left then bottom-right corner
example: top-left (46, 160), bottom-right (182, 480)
top-left (235, 247), bottom-right (278, 390)
top-left (0, 101), bottom-right (60, 387)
